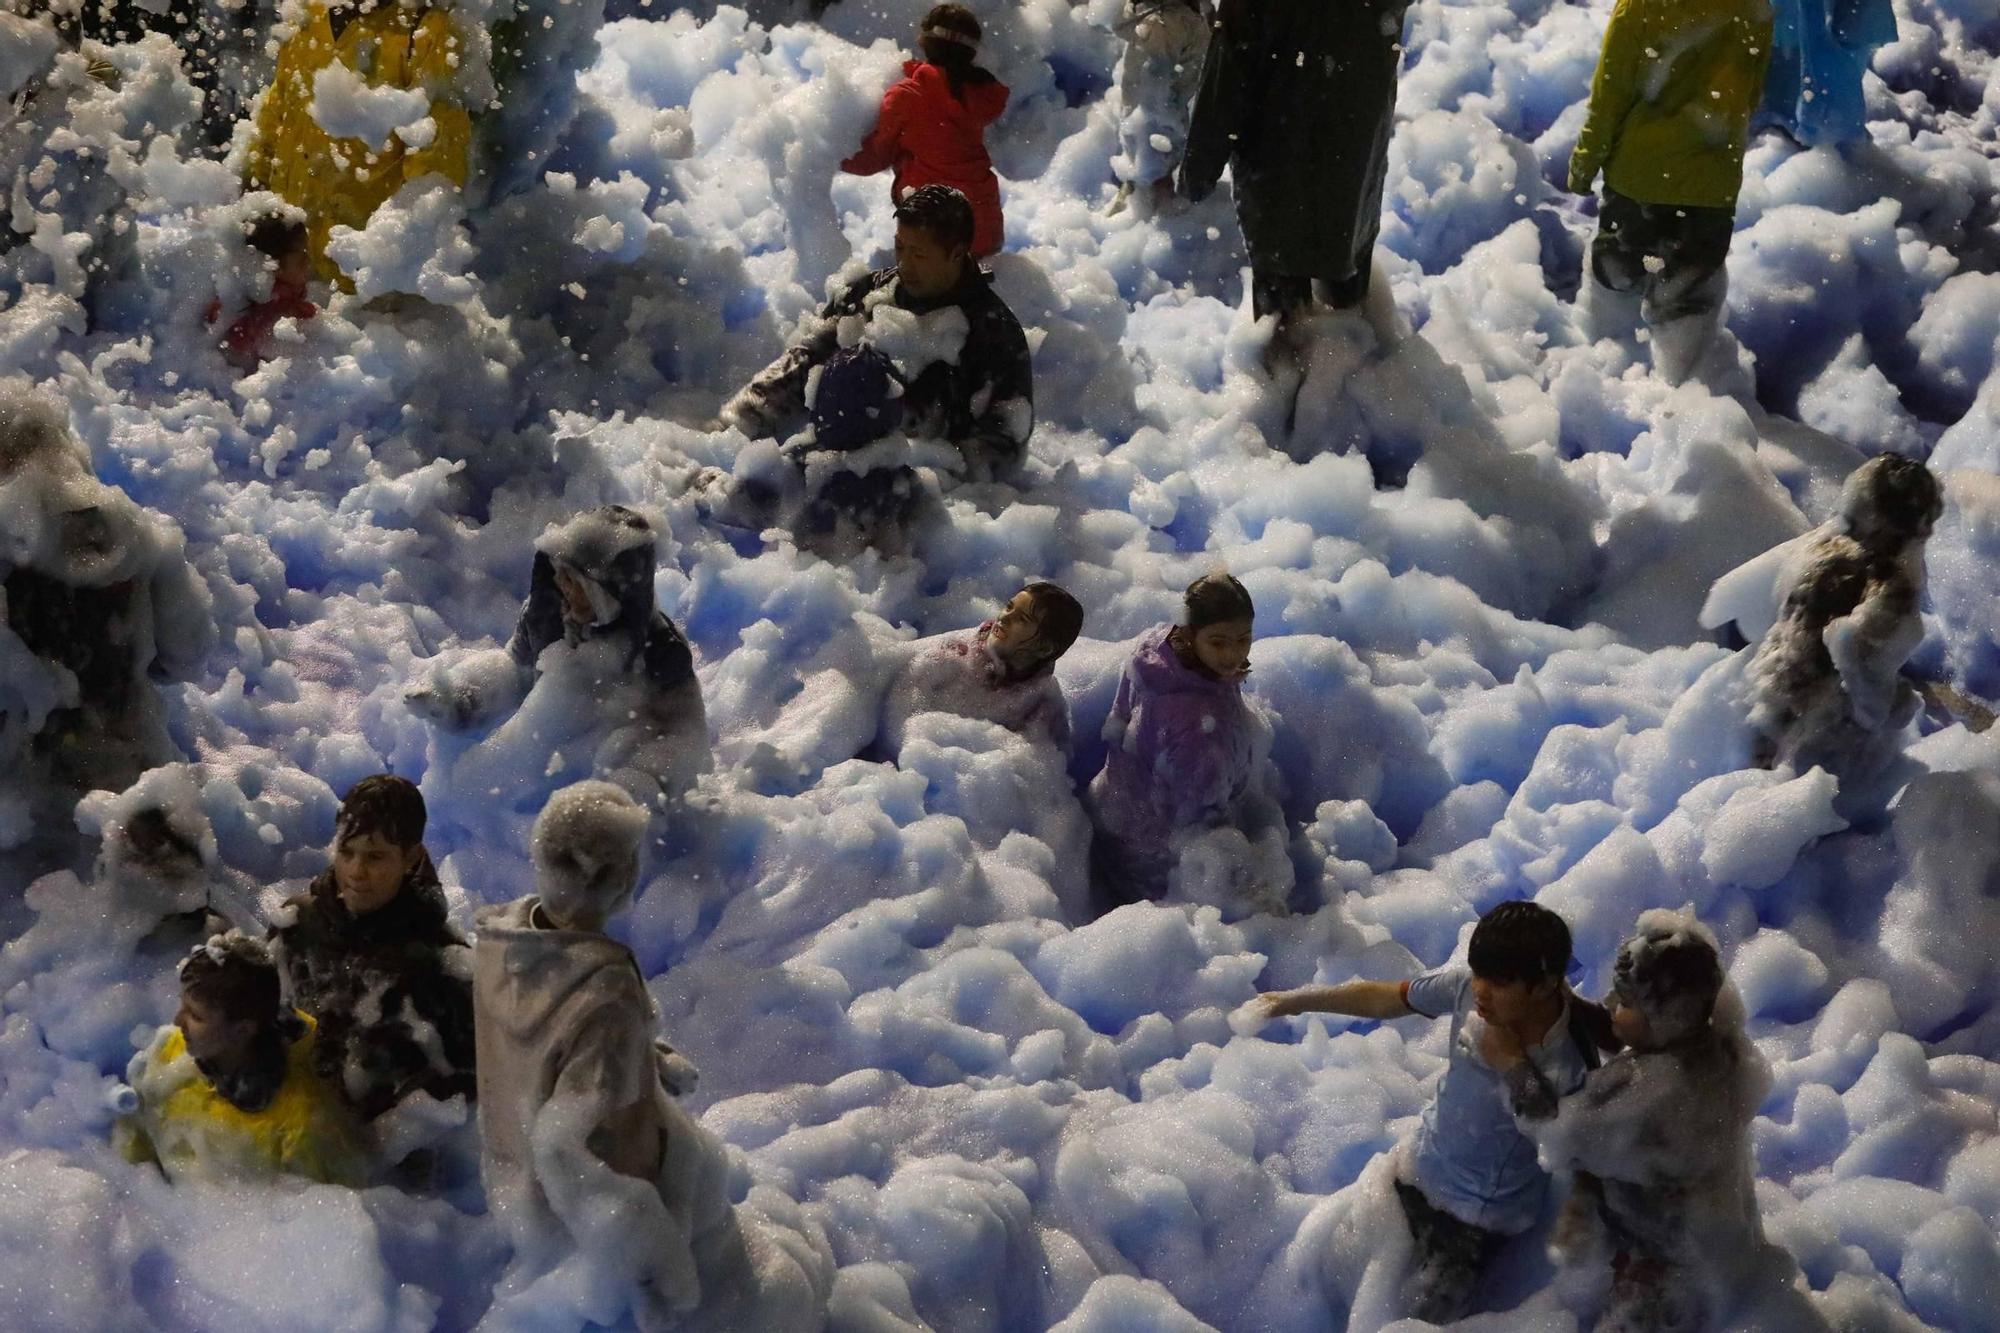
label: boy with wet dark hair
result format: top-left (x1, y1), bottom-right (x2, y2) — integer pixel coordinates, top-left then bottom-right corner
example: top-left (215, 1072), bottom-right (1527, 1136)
top-left (117, 932), bottom-right (365, 1184)
top-left (1250, 900), bottom-right (1619, 1323)
top-left (879, 580), bottom-right (1085, 755)
top-left (269, 774), bottom-right (476, 1122)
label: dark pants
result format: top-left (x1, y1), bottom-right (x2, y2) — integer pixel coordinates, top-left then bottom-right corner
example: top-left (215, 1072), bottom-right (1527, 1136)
top-left (1590, 189), bottom-right (1734, 322)
top-left (1251, 251), bottom-right (1374, 323)
top-left (1395, 1179), bottom-right (1506, 1324)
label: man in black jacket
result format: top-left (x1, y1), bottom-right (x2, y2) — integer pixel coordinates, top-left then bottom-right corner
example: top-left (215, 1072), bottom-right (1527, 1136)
top-left (720, 185), bottom-right (1035, 491)
top-left (1181, 0), bottom-right (1410, 326)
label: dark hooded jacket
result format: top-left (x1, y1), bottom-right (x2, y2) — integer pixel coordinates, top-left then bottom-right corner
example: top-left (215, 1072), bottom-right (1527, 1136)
top-left (270, 852), bottom-right (477, 1121)
top-left (723, 265), bottom-right (1035, 483)
top-left (1183, 0), bottom-right (1409, 280)
top-left (506, 505), bottom-right (697, 696)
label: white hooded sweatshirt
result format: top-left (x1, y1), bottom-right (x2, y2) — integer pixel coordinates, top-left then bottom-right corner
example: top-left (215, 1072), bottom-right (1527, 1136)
top-left (472, 896), bottom-right (748, 1329)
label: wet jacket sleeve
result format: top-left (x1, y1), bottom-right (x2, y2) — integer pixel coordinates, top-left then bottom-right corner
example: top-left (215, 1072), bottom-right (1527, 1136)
top-left (1825, 574), bottom-right (1922, 730)
top-left (1570, 0), bottom-right (1645, 194)
top-left (957, 303), bottom-right (1035, 481)
top-left (533, 1017), bottom-right (704, 1314)
top-left (722, 274), bottom-right (877, 439)
top-left (1180, 0), bottom-right (1253, 200)
top-left (841, 82), bottom-right (912, 176)
top-left (402, 10), bottom-right (472, 189)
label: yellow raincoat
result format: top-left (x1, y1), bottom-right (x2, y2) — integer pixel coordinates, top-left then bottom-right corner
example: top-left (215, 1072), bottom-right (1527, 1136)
top-left (1570, 0), bottom-right (1774, 209)
top-left (245, 0), bottom-right (473, 283)
top-left (117, 1013), bottom-right (369, 1187)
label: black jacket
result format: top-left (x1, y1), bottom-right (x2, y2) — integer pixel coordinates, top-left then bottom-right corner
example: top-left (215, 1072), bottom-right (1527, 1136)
top-left (271, 854), bottom-right (476, 1120)
top-left (727, 265), bottom-right (1035, 482)
top-left (1183, 0), bottom-right (1409, 280)
top-left (506, 512), bottom-right (696, 697)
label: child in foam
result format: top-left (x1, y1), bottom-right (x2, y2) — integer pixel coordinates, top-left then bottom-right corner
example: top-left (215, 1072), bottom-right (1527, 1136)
top-left (1506, 909), bottom-right (1777, 1333)
top-left (474, 782), bottom-right (828, 1330)
top-left (116, 933), bottom-right (367, 1186)
top-left (406, 504), bottom-right (712, 810)
top-left (841, 3), bottom-right (1009, 259)
top-left (1086, 572), bottom-right (1288, 912)
top-left (1251, 901), bottom-right (1620, 1324)
top-left (268, 776), bottom-right (476, 1124)
top-left (879, 581), bottom-right (1084, 757)
top-left (204, 209), bottom-right (318, 371)
top-left (1703, 455), bottom-right (1943, 780)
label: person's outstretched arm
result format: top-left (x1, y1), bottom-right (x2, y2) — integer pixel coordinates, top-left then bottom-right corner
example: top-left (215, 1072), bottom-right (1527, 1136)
top-left (1254, 978), bottom-right (1414, 1022)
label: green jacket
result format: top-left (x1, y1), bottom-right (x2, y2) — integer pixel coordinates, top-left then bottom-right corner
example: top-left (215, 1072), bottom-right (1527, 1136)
top-left (1570, 0), bottom-right (1774, 209)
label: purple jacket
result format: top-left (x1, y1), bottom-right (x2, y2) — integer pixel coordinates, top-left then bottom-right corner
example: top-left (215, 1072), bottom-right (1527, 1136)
top-left (1088, 626), bottom-right (1258, 899)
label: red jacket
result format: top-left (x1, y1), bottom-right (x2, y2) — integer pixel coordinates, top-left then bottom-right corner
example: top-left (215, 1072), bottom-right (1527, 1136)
top-left (842, 60), bottom-right (1008, 257)
top-left (205, 275), bottom-right (317, 370)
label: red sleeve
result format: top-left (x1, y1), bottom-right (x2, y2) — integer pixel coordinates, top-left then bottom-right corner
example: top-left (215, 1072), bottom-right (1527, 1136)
top-left (1399, 979), bottom-right (1412, 1006)
top-left (841, 84), bottom-right (910, 176)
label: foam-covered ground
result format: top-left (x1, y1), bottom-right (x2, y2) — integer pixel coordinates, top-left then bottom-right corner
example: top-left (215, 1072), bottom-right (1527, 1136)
top-left (2, 0), bottom-right (1999, 1328)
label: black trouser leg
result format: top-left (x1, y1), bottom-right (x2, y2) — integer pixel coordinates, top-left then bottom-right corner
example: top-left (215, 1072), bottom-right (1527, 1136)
top-left (1251, 269), bottom-right (1314, 323)
top-left (1395, 1180), bottom-right (1506, 1325)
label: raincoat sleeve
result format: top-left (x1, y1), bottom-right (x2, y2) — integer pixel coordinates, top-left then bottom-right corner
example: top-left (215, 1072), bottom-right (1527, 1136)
top-left (841, 81), bottom-right (912, 176)
top-left (401, 9), bottom-right (473, 188)
top-left (1180, 0), bottom-right (1254, 201)
top-left (1569, 0), bottom-right (1646, 194)
top-left (532, 1017), bottom-right (704, 1315)
top-left (1824, 574), bottom-right (1921, 730)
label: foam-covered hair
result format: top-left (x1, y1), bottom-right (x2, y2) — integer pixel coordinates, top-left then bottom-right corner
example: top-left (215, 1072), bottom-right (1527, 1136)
top-left (532, 780), bottom-right (649, 926)
top-left (1612, 907), bottom-right (1724, 1047)
top-left (1838, 454), bottom-right (1942, 545)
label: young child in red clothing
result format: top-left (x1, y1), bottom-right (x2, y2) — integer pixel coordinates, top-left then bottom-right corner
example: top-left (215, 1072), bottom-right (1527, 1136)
top-left (205, 212), bottom-right (318, 371)
top-left (841, 4), bottom-right (1009, 258)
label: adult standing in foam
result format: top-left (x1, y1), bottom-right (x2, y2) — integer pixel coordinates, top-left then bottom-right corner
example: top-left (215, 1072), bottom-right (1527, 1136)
top-left (841, 4), bottom-right (1009, 260)
top-left (1251, 902), bottom-right (1620, 1324)
top-left (1106, 0), bottom-right (1212, 218)
top-left (878, 581), bottom-right (1084, 757)
top-left (1759, 0), bottom-right (1895, 147)
top-left (474, 782), bottom-right (829, 1330)
top-left (1506, 909), bottom-right (1777, 1333)
top-left (1086, 572), bottom-right (1282, 910)
top-left (1568, 0), bottom-right (1772, 381)
top-left (1180, 0), bottom-right (1409, 328)
top-left (244, 0), bottom-right (473, 284)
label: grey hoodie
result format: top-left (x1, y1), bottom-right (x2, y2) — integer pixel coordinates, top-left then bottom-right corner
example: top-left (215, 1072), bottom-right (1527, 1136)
top-left (472, 896), bottom-right (747, 1328)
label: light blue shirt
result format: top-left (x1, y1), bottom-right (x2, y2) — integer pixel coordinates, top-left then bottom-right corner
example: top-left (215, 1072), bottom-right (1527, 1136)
top-left (1403, 963), bottom-right (1591, 1235)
